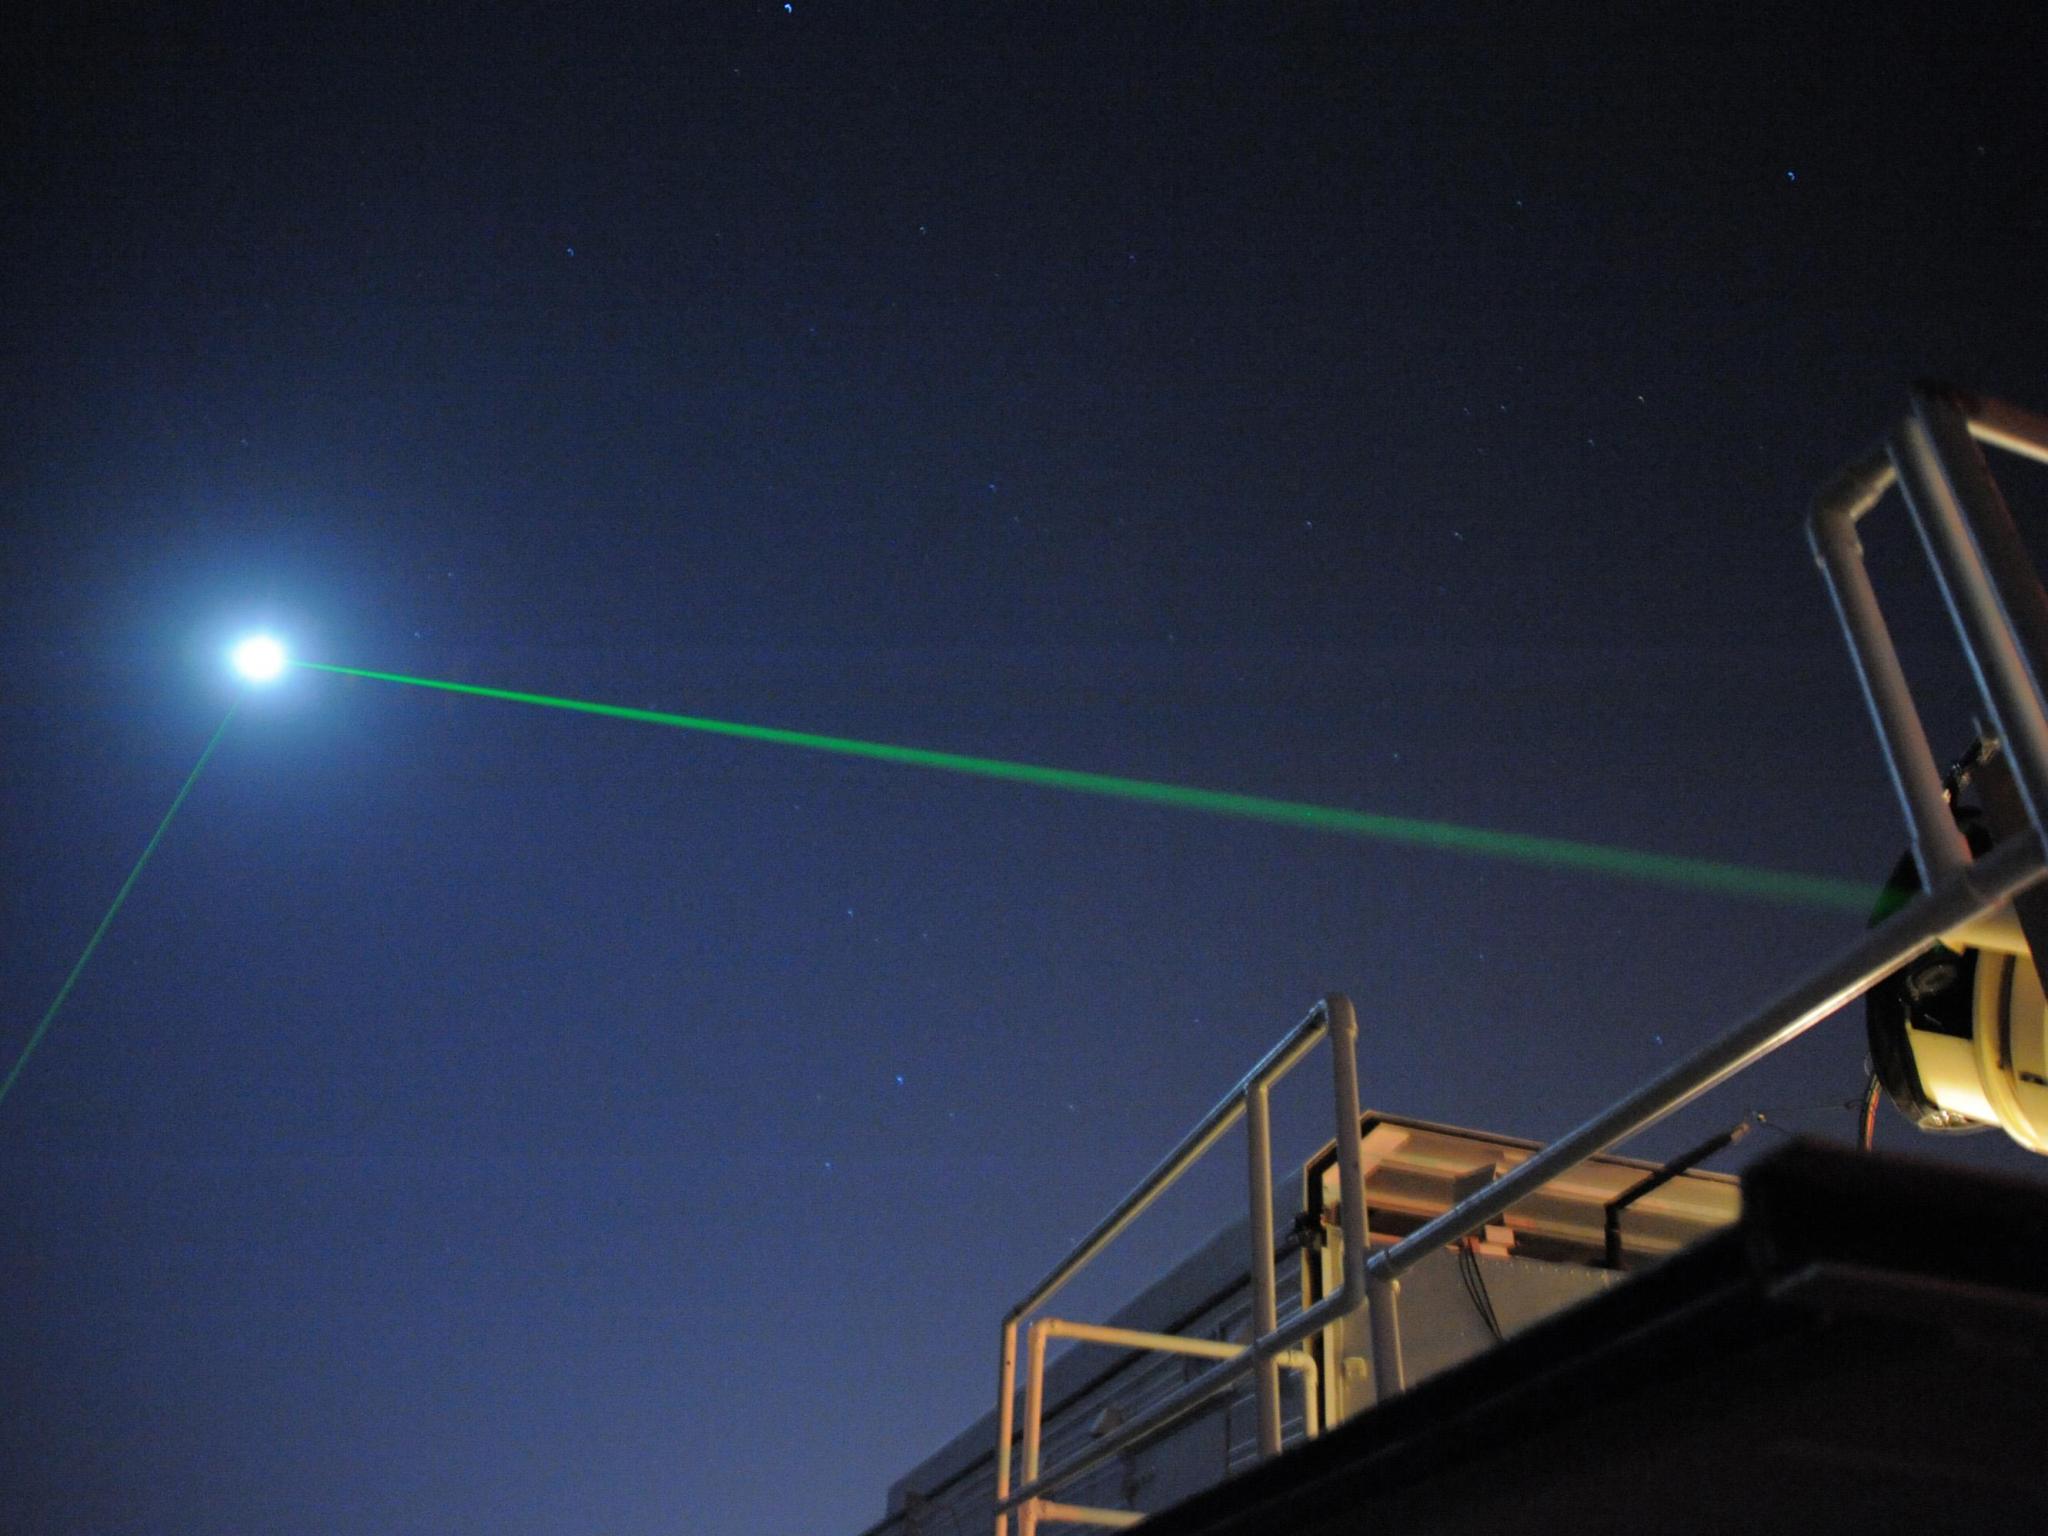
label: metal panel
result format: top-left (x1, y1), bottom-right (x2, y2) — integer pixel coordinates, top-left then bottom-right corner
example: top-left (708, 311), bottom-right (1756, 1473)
top-left (1321, 1244), bottom-right (1617, 1421)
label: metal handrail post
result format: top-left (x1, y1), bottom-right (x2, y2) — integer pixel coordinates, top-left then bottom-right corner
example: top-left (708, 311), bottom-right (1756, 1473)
top-left (1023, 1320), bottom-right (1050, 1485)
top-left (1019, 1319), bottom-right (1052, 1536)
top-left (1895, 391), bottom-right (2048, 841)
top-left (1298, 1354), bottom-right (1321, 1437)
top-left (1322, 993), bottom-right (1405, 1402)
top-left (995, 1320), bottom-right (1019, 1536)
top-left (1808, 451), bottom-right (1969, 887)
top-left (1365, 1273), bottom-right (1406, 1403)
top-left (1365, 832), bottom-right (2045, 1278)
top-left (1244, 1082), bottom-right (1283, 1456)
top-left (1323, 996), bottom-right (1370, 1315)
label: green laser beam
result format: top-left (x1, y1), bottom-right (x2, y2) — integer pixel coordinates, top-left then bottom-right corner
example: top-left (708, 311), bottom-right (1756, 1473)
top-left (294, 661), bottom-right (1883, 914)
top-left (3, 700), bottom-right (240, 1111)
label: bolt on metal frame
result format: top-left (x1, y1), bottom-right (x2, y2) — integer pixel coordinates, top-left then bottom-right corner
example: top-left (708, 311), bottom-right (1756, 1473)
top-left (989, 387), bottom-right (2048, 1533)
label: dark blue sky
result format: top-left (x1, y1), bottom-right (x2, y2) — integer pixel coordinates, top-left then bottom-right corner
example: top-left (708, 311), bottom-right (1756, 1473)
top-left (6, 5), bottom-right (2047, 1532)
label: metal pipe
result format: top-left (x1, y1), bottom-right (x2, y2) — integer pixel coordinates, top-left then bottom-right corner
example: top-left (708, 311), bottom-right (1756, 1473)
top-left (1809, 470), bottom-right (1969, 887)
top-left (1244, 1084), bottom-right (1283, 1457)
top-left (1017, 1323), bottom-right (1047, 1536)
top-left (1324, 997), bottom-right (1370, 1314)
top-left (1896, 393), bottom-right (2048, 838)
top-left (1297, 1353), bottom-right (1320, 1439)
top-left (1041, 1319), bottom-right (1243, 1356)
top-left (1038, 1318), bottom-right (1281, 1360)
top-left (1034, 1317), bottom-right (1322, 1435)
top-left (1023, 1321), bottom-right (1050, 1485)
top-left (1324, 987), bottom-right (1377, 1416)
top-left (1967, 392), bottom-right (2048, 467)
top-left (1005, 1002), bottom-right (1333, 1326)
top-left (1813, 443), bottom-right (1898, 527)
top-left (1034, 1503), bottom-right (1145, 1531)
top-left (1365, 1275), bottom-right (1406, 1403)
top-left (1364, 831), bottom-right (2045, 1281)
top-left (1250, 1019), bottom-right (1329, 1089)
top-left (1925, 389), bottom-right (2048, 690)
top-left (994, 1320), bottom-right (1019, 1536)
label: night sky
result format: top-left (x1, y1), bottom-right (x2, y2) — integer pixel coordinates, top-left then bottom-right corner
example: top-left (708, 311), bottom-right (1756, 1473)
top-left (6, 6), bottom-right (2047, 1532)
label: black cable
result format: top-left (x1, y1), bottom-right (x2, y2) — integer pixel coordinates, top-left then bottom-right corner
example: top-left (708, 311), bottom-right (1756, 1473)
top-left (1456, 1240), bottom-right (1504, 1341)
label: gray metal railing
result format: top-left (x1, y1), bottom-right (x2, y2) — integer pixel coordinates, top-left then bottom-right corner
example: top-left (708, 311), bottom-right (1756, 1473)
top-left (993, 994), bottom-right (1381, 1536)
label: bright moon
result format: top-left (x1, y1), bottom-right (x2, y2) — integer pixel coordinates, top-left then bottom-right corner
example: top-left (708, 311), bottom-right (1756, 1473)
top-left (230, 634), bottom-right (287, 683)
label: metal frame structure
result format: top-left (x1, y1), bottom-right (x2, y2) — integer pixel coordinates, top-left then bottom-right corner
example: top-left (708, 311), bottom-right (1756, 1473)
top-left (994, 995), bottom-right (1385, 1536)
top-left (989, 386), bottom-right (2048, 1533)
top-left (1014, 1320), bottom-right (1321, 1534)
